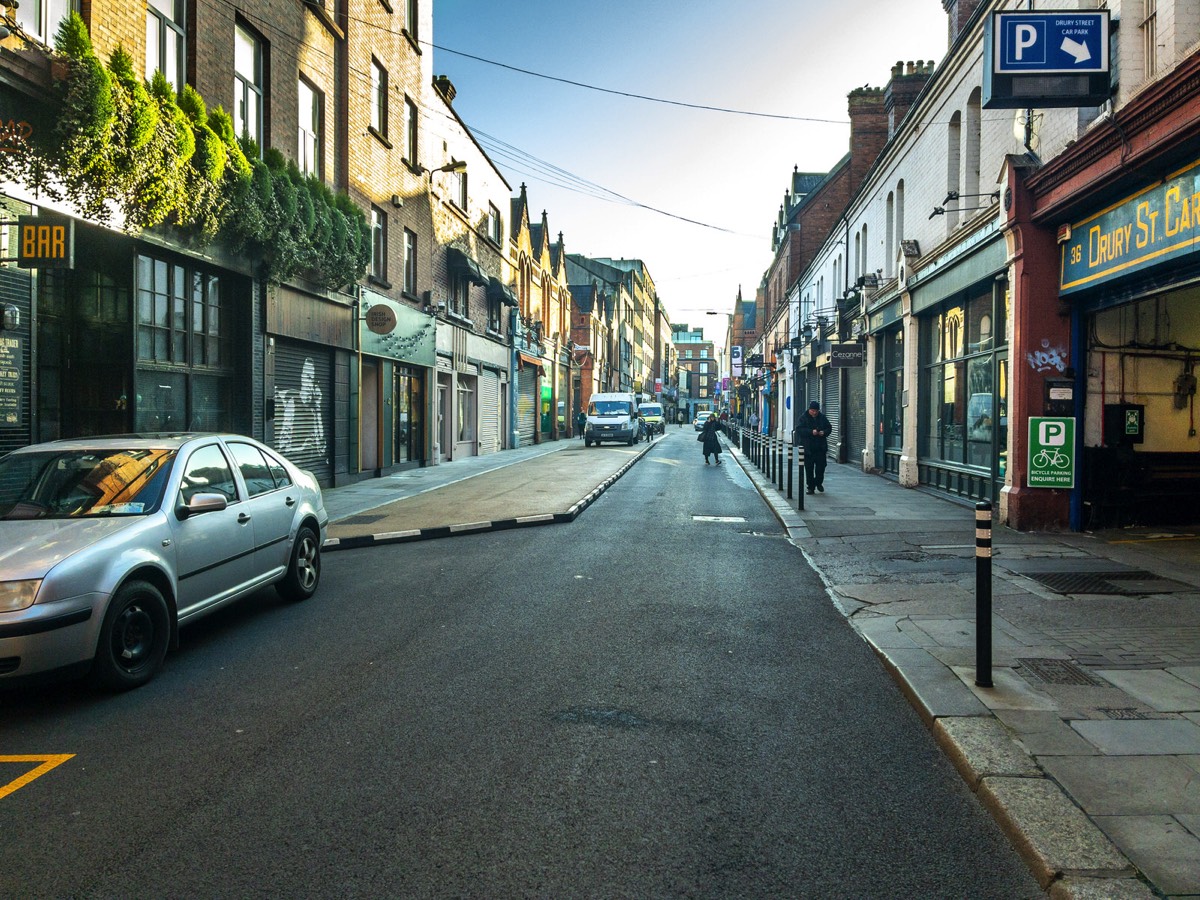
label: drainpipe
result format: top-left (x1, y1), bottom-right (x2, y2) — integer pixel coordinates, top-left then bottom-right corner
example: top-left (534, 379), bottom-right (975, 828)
top-left (510, 305), bottom-right (520, 449)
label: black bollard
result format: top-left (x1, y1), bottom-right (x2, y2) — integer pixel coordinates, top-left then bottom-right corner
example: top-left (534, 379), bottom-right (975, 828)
top-left (796, 445), bottom-right (805, 511)
top-left (787, 443), bottom-right (794, 499)
top-left (975, 501), bottom-right (993, 688)
top-left (777, 439), bottom-right (784, 490)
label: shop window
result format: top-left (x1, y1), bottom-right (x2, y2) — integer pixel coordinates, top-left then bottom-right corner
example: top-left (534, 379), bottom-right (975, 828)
top-left (457, 380), bottom-right (475, 442)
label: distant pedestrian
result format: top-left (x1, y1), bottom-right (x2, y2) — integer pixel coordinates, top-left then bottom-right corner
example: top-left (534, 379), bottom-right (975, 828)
top-left (575, 409), bottom-right (586, 439)
top-left (749, 411), bottom-right (760, 432)
top-left (798, 400), bottom-right (832, 493)
top-left (700, 414), bottom-right (722, 465)
top-left (678, 411), bottom-right (685, 427)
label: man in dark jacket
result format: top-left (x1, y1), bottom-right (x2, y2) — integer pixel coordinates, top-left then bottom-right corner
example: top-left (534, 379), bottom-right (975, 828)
top-left (797, 400), bottom-right (832, 493)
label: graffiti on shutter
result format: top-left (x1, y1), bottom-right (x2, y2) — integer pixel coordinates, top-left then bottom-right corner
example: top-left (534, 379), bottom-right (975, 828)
top-left (273, 342), bottom-right (333, 484)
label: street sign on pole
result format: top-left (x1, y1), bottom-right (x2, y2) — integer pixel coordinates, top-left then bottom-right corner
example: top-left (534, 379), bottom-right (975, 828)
top-left (1028, 417), bottom-right (1076, 488)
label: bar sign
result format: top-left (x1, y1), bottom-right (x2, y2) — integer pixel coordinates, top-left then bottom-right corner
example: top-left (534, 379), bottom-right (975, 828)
top-left (17, 215), bottom-right (74, 268)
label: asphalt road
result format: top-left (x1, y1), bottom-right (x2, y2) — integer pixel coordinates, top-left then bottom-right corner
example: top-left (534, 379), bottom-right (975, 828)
top-left (0, 431), bottom-right (1041, 898)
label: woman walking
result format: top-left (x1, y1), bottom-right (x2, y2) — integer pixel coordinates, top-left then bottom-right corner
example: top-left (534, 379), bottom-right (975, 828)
top-left (700, 414), bottom-right (722, 465)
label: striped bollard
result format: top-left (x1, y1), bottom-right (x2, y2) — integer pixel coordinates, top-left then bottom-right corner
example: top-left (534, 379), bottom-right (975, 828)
top-left (796, 445), bottom-right (805, 511)
top-left (786, 443), bottom-right (794, 499)
top-left (975, 501), bottom-right (993, 688)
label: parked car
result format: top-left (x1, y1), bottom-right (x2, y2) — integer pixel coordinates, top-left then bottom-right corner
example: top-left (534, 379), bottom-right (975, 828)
top-left (0, 434), bottom-right (328, 691)
top-left (693, 412), bottom-right (714, 431)
top-left (637, 402), bottom-right (665, 434)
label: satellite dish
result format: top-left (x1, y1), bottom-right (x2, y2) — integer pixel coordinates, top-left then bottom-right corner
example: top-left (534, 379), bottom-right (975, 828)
top-left (1013, 109), bottom-right (1040, 153)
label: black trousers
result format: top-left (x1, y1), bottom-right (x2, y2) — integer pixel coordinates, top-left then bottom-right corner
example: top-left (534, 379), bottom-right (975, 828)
top-left (802, 446), bottom-right (827, 488)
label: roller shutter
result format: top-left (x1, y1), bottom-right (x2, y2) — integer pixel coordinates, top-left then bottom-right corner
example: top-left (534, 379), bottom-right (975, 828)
top-left (273, 342), bottom-right (333, 485)
top-left (822, 368), bottom-right (841, 458)
top-left (517, 366), bottom-right (537, 445)
top-left (845, 365), bottom-right (867, 467)
top-left (480, 370), bottom-right (500, 455)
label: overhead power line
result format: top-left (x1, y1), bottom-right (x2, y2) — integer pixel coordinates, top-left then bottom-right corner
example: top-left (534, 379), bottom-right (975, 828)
top-left (426, 41), bottom-right (851, 125)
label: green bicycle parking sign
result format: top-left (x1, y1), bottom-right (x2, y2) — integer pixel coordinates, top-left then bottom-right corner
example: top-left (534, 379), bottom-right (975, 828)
top-left (1028, 417), bottom-right (1075, 488)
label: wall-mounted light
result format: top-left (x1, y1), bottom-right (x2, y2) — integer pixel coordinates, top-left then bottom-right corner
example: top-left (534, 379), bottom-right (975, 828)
top-left (1, 303), bottom-right (18, 331)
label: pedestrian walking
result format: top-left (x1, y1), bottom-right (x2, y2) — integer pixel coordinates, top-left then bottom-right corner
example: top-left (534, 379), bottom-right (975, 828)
top-left (749, 411), bottom-right (760, 432)
top-left (575, 409), bottom-right (586, 439)
top-left (699, 414), bottom-right (722, 465)
top-left (797, 400), bottom-right (831, 493)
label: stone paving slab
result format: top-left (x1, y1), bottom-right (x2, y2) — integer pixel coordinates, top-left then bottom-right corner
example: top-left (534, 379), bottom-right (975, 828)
top-left (1070, 719), bottom-right (1200, 755)
top-left (1095, 668), bottom-right (1200, 712)
top-left (933, 716), bottom-right (1042, 787)
top-left (1093, 815), bottom-right (1200, 896)
top-left (993, 709), bottom-right (1102, 756)
top-left (1047, 876), bottom-right (1158, 900)
top-left (1039, 755), bottom-right (1200, 815)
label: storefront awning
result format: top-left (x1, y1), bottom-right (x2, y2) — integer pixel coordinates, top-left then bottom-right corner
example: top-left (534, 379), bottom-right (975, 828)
top-left (487, 276), bottom-right (519, 307)
top-left (447, 247), bottom-right (488, 287)
top-left (518, 352), bottom-right (545, 370)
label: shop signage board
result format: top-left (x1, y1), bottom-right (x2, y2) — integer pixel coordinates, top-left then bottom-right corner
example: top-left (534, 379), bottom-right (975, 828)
top-left (358, 290), bottom-right (435, 366)
top-left (1028, 417), bottom-right (1075, 488)
top-left (1060, 158), bottom-right (1200, 294)
top-left (0, 334), bottom-right (21, 425)
top-left (983, 11), bottom-right (1110, 108)
top-left (830, 343), bottom-right (865, 368)
top-left (16, 215), bottom-right (73, 269)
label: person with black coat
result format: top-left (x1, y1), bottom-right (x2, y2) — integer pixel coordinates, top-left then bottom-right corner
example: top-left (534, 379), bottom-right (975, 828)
top-left (797, 400), bottom-right (832, 493)
top-left (700, 414), bottom-right (723, 465)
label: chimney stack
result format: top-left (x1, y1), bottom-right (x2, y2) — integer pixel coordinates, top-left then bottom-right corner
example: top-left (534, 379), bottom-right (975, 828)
top-left (847, 86), bottom-right (887, 196)
top-left (884, 59), bottom-right (935, 138)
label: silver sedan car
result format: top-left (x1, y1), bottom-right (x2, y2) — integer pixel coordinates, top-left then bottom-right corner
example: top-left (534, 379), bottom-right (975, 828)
top-left (0, 434), bottom-right (328, 691)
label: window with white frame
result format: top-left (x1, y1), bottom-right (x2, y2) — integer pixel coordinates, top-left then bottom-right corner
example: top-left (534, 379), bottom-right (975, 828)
top-left (234, 23), bottom-right (263, 150)
top-left (146, 0), bottom-right (185, 93)
top-left (371, 58), bottom-right (388, 137)
top-left (449, 169), bottom-right (467, 210)
top-left (403, 228), bottom-right (417, 295)
top-left (1142, 0), bottom-right (1158, 79)
top-left (298, 77), bottom-right (323, 179)
top-left (370, 206), bottom-right (387, 281)
top-left (18, 0), bottom-right (71, 46)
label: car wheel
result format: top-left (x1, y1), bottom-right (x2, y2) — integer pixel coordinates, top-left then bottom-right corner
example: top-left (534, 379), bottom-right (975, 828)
top-left (277, 524), bottom-right (321, 602)
top-left (92, 580), bottom-right (170, 692)
top-left (584, 438), bottom-right (591, 447)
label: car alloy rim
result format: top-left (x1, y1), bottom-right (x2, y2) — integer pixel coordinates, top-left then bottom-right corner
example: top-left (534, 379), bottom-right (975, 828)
top-left (113, 603), bottom-right (156, 671)
top-left (297, 535), bottom-right (319, 591)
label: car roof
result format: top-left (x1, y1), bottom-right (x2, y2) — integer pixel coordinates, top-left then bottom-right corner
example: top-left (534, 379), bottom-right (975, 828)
top-left (5, 433), bottom-right (247, 454)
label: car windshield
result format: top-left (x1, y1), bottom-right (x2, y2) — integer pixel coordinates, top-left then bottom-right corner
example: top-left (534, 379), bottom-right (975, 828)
top-left (0, 448), bottom-right (177, 520)
top-left (639, 405), bottom-right (662, 416)
top-left (589, 401), bottom-right (629, 416)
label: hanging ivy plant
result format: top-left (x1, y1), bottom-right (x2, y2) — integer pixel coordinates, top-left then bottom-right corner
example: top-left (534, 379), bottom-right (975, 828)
top-left (8, 13), bottom-right (370, 288)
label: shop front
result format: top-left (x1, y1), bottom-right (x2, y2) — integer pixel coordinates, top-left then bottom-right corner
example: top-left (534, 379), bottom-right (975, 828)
top-left (869, 295), bottom-right (906, 479)
top-left (358, 290), bottom-right (435, 473)
top-left (908, 230), bottom-right (1008, 506)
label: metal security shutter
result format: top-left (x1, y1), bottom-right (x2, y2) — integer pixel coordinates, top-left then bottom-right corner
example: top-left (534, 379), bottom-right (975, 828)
top-left (480, 370), bottom-right (500, 455)
top-left (517, 366), bottom-right (537, 445)
top-left (845, 364), bottom-right (867, 468)
top-left (273, 342), bottom-right (333, 485)
top-left (822, 368), bottom-right (841, 457)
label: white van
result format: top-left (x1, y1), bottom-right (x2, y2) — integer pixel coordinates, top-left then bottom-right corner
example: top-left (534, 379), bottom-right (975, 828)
top-left (585, 392), bottom-right (639, 446)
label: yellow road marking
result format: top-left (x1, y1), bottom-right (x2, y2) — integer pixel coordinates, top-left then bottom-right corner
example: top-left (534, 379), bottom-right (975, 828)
top-left (0, 754), bottom-right (75, 800)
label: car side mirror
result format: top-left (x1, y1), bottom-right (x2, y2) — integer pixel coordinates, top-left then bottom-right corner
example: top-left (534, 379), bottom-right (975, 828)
top-left (176, 491), bottom-right (229, 520)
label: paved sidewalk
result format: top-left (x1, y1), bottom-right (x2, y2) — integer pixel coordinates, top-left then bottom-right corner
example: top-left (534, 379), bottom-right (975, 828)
top-left (319, 429), bottom-right (1200, 897)
top-left (728, 434), bottom-right (1200, 900)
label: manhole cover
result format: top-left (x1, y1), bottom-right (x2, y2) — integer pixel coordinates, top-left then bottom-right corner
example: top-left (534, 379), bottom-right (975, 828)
top-left (337, 514), bottom-right (387, 525)
top-left (1017, 658), bottom-right (1106, 686)
top-left (1099, 708), bottom-right (1151, 720)
top-left (1025, 570), bottom-right (1192, 595)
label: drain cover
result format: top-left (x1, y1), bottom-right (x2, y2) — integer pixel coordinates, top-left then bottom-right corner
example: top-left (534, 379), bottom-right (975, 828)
top-left (1017, 658), bottom-right (1106, 686)
top-left (1099, 708), bottom-right (1151, 720)
top-left (1024, 570), bottom-right (1192, 595)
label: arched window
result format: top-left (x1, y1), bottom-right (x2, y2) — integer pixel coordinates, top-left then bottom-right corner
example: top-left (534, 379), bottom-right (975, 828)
top-left (885, 192), bottom-right (895, 277)
top-left (966, 88), bottom-right (982, 206)
top-left (947, 111), bottom-right (962, 228)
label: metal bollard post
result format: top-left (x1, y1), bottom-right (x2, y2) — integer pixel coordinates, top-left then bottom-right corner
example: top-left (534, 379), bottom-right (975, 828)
top-left (796, 445), bottom-right (805, 510)
top-left (975, 501), bottom-right (993, 688)
top-left (777, 440), bottom-right (785, 490)
top-left (768, 436), bottom-right (775, 481)
top-left (786, 443), bottom-right (794, 499)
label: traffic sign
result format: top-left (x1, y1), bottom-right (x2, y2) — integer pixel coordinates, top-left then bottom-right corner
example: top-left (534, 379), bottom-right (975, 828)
top-left (983, 11), bottom-right (1111, 109)
top-left (993, 12), bottom-right (1108, 74)
top-left (1028, 417), bottom-right (1076, 489)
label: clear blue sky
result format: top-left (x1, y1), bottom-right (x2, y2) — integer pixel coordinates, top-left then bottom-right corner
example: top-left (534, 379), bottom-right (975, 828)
top-left (430, 0), bottom-right (947, 336)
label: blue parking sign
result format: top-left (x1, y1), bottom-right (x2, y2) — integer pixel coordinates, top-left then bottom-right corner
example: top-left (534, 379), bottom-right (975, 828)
top-left (994, 12), bottom-right (1109, 74)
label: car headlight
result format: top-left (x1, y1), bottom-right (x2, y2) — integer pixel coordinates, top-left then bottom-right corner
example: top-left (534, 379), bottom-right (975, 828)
top-left (0, 580), bottom-right (42, 612)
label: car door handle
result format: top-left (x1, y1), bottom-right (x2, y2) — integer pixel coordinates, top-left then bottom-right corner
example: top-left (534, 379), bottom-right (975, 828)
top-left (238, 513), bottom-right (252, 524)
top-left (285, 496), bottom-right (296, 507)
